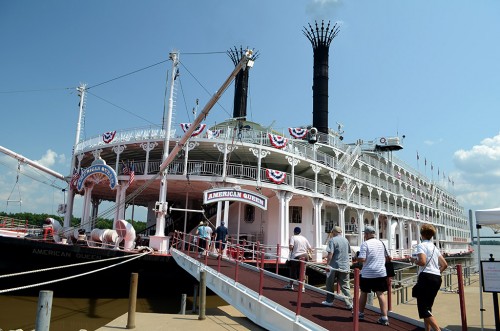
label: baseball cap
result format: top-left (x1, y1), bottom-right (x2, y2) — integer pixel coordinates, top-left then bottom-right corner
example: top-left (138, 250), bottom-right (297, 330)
top-left (294, 226), bottom-right (301, 234)
top-left (363, 226), bottom-right (376, 234)
top-left (332, 226), bottom-right (342, 233)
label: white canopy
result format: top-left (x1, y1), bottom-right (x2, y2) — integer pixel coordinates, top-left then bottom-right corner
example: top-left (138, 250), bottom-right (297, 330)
top-left (475, 208), bottom-right (500, 233)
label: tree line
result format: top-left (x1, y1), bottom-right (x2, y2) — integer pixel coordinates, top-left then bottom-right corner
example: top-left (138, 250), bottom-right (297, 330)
top-left (0, 211), bottom-right (147, 233)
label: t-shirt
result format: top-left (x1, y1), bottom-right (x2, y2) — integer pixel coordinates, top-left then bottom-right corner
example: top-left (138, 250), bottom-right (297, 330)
top-left (197, 225), bottom-right (212, 239)
top-left (326, 235), bottom-right (351, 271)
top-left (289, 234), bottom-right (312, 259)
top-left (215, 225), bottom-right (228, 242)
top-left (358, 238), bottom-right (386, 278)
top-left (416, 240), bottom-right (441, 276)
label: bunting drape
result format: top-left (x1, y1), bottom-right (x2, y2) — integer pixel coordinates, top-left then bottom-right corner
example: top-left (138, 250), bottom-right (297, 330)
top-left (266, 169), bottom-right (286, 184)
top-left (102, 131), bottom-right (116, 143)
top-left (180, 123), bottom-right (206, 136)
top-left (288, 127), bottom-right (308, 139)
top-left (268, 133), bottom-right (288, 149)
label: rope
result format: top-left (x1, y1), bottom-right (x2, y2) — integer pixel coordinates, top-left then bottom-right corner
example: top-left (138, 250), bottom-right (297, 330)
top-left (0, 249), bottom-right (151, 279)
top-left (0, 248), bottom-right (152, 294)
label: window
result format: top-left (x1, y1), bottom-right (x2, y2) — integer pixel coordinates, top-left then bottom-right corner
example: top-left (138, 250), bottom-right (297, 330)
top-left (245, 205), bottom-right (255, 223)
top-left (289, 206), bottom-right (302, 224)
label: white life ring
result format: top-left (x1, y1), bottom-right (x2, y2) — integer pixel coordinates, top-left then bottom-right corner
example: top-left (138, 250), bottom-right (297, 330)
top-left (380, 137), bottom-right (386, 144)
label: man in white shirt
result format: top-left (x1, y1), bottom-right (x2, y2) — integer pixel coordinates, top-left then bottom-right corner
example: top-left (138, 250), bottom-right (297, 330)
top-left (284, 227), bottom-right (312, 291)
top-left (356, 226), bottom-right (389, 326)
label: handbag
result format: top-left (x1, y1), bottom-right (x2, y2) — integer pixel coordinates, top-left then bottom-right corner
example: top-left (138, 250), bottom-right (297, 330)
top-left (381, 241), bottom-right (395, 278)
top-left (411, 245), bottom-right (436, 297)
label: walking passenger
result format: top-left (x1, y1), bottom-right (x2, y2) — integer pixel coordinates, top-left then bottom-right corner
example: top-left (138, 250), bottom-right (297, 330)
top-left (284, 227), bottom-right (312, 292)
top-left (412, 224), bottom-right (448, 331)
top-left (322, 226), bottom-right (353, 310)
top-left (215, 221), bottom-right (228, 256)
top-left (356, 226), bottom-right (390, 326)
top-left (197, 221), bottom-right (212, 258)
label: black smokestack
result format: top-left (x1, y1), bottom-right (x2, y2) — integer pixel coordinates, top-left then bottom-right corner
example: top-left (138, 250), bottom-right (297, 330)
top-left (228, 46), bottom-right (258, 120)
top-left (303, 20), bottom-right (339, 134)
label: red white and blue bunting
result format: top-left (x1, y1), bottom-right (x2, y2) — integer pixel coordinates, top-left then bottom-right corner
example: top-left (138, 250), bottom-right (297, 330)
top-left (102, 131), bottom-right (116, 144)
top-left (180, 123), bottom-right (206, 137)
top-left (266, 169), bottom-right (286, 184)
top-left (288, 127), bottom-right (308, 139)
top-left (268, 133), bottom-right (288, 149)
top-left (207, 129), bottom-right (222, 139)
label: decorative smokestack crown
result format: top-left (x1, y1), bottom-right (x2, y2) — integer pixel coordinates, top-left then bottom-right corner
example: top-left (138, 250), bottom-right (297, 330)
top-left (228, 46), bottom-right (259, 120)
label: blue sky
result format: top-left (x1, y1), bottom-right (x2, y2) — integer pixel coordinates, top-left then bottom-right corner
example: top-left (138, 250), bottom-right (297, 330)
top-left (1, 0), bottom-right (500, 236)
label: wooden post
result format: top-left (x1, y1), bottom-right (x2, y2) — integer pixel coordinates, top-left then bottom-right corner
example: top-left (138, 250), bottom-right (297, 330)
top-left (198, 271), bottom-right (206, 320)
top-left (126, 273), bottom-right (138, 329)
top-left (180, 294), bottom-right (187, 315)
top-left (35, 290), bottom-right (53, 331)
top-left (192, 285), bottom-right (198, 313)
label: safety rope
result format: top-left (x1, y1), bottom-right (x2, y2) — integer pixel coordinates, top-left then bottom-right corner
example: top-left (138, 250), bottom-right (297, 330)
top-left (0, 248), bottom-right (152, 294)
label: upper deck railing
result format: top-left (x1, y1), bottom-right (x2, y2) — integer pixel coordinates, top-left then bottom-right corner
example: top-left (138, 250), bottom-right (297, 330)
top-left (75, 125), bottom-right (466, 222)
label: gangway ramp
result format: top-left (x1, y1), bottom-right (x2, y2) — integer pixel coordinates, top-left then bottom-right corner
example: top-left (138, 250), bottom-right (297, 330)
top-left (171, 248), bottom-right (424, 331)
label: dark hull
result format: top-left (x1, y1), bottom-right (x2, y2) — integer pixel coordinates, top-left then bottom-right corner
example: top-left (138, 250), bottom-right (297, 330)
top-left (0, 236), bottom-right (197, 298)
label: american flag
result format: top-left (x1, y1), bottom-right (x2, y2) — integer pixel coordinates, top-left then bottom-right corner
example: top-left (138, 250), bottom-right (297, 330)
top-left (123, 162), bottom-right (135, 185)
top-left (70, 168), bottom-right (80, 190)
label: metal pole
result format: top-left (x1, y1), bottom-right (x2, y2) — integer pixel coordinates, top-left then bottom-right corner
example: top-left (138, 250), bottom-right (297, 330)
top-left (387, 277), bottom-right (392, 311)
top-left (456, 264), bottom-right (468, 331)
top-left (126, 273), bottom-right (138, 329)
top-left (353, 268), bottom-right (360, 331)
top-left (295, 258), bottom-right (305, 317)
top-left (35, 290), bottom-right (53, 331)
top-left (180, 294), bottom-right (187, 315)
top-left (199, 271), bottom-right (206, 320)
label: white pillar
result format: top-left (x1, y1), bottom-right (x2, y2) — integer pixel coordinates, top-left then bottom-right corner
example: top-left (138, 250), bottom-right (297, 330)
top-left (81, 182), bottom-right (94, 232)
top-left (311, 197), bottom-right (323, 262)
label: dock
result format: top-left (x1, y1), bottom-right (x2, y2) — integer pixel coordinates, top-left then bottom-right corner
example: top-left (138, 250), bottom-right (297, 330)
top-left (98, 248), bottom-right (499, 331)
top-left (98, 273), bottom-right (497, 331)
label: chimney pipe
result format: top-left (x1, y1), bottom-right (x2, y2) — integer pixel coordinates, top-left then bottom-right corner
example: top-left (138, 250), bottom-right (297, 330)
top-left (228, 46), bottom-right (259, 120)
top-left (303, 20), bottom-right (339, 134)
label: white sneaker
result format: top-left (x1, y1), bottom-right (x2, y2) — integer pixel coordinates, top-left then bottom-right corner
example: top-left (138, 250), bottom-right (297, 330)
top-left (283, 284), bottom-right (294, 290)
top-left (322, 301), bottom-right (334, 307)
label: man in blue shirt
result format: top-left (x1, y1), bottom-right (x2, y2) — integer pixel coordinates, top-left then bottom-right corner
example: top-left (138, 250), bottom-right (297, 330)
top-left (215, 221), bottom-right (228, 256)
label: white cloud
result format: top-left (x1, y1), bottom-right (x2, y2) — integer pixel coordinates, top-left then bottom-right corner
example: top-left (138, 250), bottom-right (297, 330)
top-left (424, 138), bottom-right (443, 146)
top-left (453, 132), bottom-right (500, 211)
top-left (306, 0), bottom-right (343, 19)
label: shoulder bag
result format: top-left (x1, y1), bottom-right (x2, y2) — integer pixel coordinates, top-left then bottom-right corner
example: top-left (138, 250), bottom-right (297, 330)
top-left (381, 241), bottom-right (395, 278)
top-left (411, 245), bottom-right (436, 297)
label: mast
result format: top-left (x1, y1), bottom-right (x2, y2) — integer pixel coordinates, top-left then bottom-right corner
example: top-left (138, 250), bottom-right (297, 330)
top-left (0, 146), bottom-right (66, 180)
top-left (63, 84), bottom-right (86, 227)
top-left (150, 52), bottom-right (179, 252)
top-left (150, 50), bottom-right (254, 253)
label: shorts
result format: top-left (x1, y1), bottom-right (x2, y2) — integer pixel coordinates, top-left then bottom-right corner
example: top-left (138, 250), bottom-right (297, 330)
top-left (360, 276), bottom-right (388, 293)
top-left (215, 241), bottom-right (226, 249)
top-left (416, 272), bottom-right (442, 318)
top-left (198, 238), bottom-right (207, 252)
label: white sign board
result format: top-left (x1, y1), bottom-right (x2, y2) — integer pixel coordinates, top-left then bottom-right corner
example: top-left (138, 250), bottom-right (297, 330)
top-left (203, 188), bottom-right (267, 210)
top-left (481, 261), bottom-right (500, 293)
